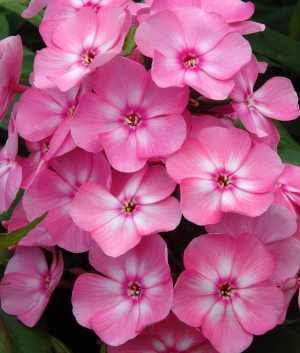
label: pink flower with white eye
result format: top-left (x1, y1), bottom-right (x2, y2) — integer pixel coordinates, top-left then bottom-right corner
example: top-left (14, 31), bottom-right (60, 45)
top-left (70, 164), bottom-right (181, 257)
top-left (22, 0), bottom-right (49, 18)
top-left (0, 35), bottom-right (23, 122)
top-left (16, 78), bottom-right (92, 161)
top-left (172, 233), bottom-right (284, 353)
top-left (33, 7), bottom-right (130, 91)
top-left (40, 0), bottom-right (131, 46)
top-left (71, 56), bottom-right (188, 173)
top-left (135, 8), bottom-right (252, 99)
top-left (230, 55), bottom-right (300, 137)
top-left (23, 148), bottom-right (111, 253)
top-left (206, 203), bottom-right (300, 286)
top-left (107, 312), bottom-right (217, 353)
top-left (150, 0), bottom-right (265, 35)
top-left (72, 235), bottom-right (173, 346)
top-left (0, 246), bottom-right (63, 327)
top-left (166, 126), bottom-right (283, 225)
top-left (273, 164), bottom-right (300, 218)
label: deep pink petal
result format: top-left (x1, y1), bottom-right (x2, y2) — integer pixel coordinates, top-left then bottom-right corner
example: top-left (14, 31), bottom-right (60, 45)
top-left (278, 277), bottom-right (299, 324)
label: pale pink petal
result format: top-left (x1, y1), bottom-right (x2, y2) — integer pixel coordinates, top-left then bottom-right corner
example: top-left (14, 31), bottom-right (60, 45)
top-left (133, 197), bottom-right (181, 235)
top-left (133, 165), bottom-right (176, 204)
top-left (72, 274), bottom-right (125, 328)
top-left (234, 144), bottom-right (283, 192)
top-left (231, 234), bottom-right (276, 288)
top-left (107, 333), bottom-right (160, 353)
top-left (135, 114), bottom-right (186, 158)
top-left (228, 21), bottom-right (265, 35)
top-left (232, 282), bottom-right (284, 335)
top-left (22, 0), bottom-right (48, 18)
top-left (253, 77), bottom-right (300, 120)
top-left (180, 178), bottom-right (222, 225)
top-left (266, 238), bottom-right (300, 286)
top-left (202, 300), bottom-right (253, 353)
top-left (166, 138), bottom-right (216, 183)
top-left (135, 10), bottom-right (186, 58)
top-left (200, 34), bottom-right (252, 80)
top-left (185, 233), bottom-right (237, 283)
top-left (172, 271), bottom-right (218, 327)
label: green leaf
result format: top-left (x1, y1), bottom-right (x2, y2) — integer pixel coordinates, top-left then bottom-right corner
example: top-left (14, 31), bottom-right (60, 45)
top-left (100, 343), bottom-right (107, 353)
top-left (50, 337), bottom-right (73, 353)
top-left (0, 12), bottom-right (9, 40)
top-left (0, 312), bottom-right (13, 353)
top-left (247, 27), bottom-right (300, 73)
top-left (289, 0), bottom-right (300, 39)
top-left (0, 211), bottom-right (48, 250)
top-left (278, 148), bottom-right (300, 166)
top-left (0, 0), bottom-right (29, 4)
top-left (123, 26), bottom-right (137, 57)
top-left (0, 308), bottom-right (52, 353)
top-left (0, 3), bottom-right (43, 27)
top-left (273, 120), bottom-right (300, 152)
top-left (244, 325), bottom-right (300, 353)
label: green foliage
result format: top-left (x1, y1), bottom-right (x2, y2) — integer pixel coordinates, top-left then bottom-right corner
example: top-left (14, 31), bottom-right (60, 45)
top-left (123, 26), bottom-right (137, 57)
top-left (0, 308), bottom-right (52, 353)
top-left (0, 211), bottom-right (47, 250)
top-left (100, 344), bottom-right (107, 353)
top-left (0, 12), bottom-right (9, 40)
top-left (50, 337), bottom-right (74, 353)
top-left (0, 3), bottom-right (43, 27)
top-left (289, 0), bottom-right (300, 39)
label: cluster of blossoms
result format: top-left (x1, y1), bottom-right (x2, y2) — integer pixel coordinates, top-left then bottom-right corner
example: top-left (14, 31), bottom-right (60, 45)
top-left (0, 0), bottom-right (300, 352)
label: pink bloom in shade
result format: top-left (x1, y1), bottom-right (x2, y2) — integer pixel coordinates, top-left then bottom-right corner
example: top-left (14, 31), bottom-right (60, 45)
top-left (278, 270), bottom-right (300, 324)
top-left (33, 7), bottom-right (130, 92)
top-left (71, 56), bottom-right (188, 172)
top-left (22, 0), bottom-right (49, 18)
top-left (70, 164), bottom-right (181, 257)
top-left (40, 0), bottom-right (131, 47)
top-left (172, 233), bottom-right (284, 353)
top-left (23, 148), bottom-right (111, 253)
top-left (107, 312), bottom-right (217, 353)
top-left (0, 125), bottom-right (22, 214)
top-left (0, 35), bottom-right (23, 122)
top-left (72, 235), bottom-right (173, 346)
top-left (150, 0), bottom-right (265, 35)
top-left (206, 204), bottom-right (300, 286)
top-left (6, 199), bottom-right (55, 247)
top-left (0, 246), bottom-right (63, 327)
top-left (166, 126), bottom-right (283, 225)
top-left (16, 78), bottom-right (92, 161)
top-left (273, 164), bottom-right (300, 218)
top-left (135, 8), bottom-right (252, 99)
top-left (230, 55), bottom-right (300, 137)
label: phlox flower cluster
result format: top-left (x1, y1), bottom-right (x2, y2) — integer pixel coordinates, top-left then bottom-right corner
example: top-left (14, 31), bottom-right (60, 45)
top-left (0, 0), bottom-right (300, 352)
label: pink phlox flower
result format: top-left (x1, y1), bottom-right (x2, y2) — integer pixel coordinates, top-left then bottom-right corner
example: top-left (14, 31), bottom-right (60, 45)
top-left (206, 203), bottom-right (300, 286)
top-left (71, 56), bottom-right (188, 172)
top-left (0, 35), bottom-right (22, 122)
top-left (22, 0), bottom-right (49, 18)
top-left (72, 235), bottom-right (173, 346)
top-left (150, 0), bottom-right (265, 35)
top-left (230, 55), bottom-right (300, 137)
top-left (6, 198), bottom-right (55, 247)
top-left (0, 246), bottom-right (63, 327)
top-left (166, 126), bottom-right (283, 225)
top-left (33, 7), bottom-right (130, 91)
top-left (23, 148), bottom-right (111, 253)
top-left (40, 0), bottom-right (131, 46)
top-left (273, 163), bottom-right (300, 218)
top-left (16, 78), bottom-right (92, 161)
top-left (172, 233), bottom-right (284, 353)
top-left (70, 164), bottom-right (182, 257)
top-left (135, 7), bottom-right (252, 99)
top-left (107, 312), bottom-right (217, 353)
